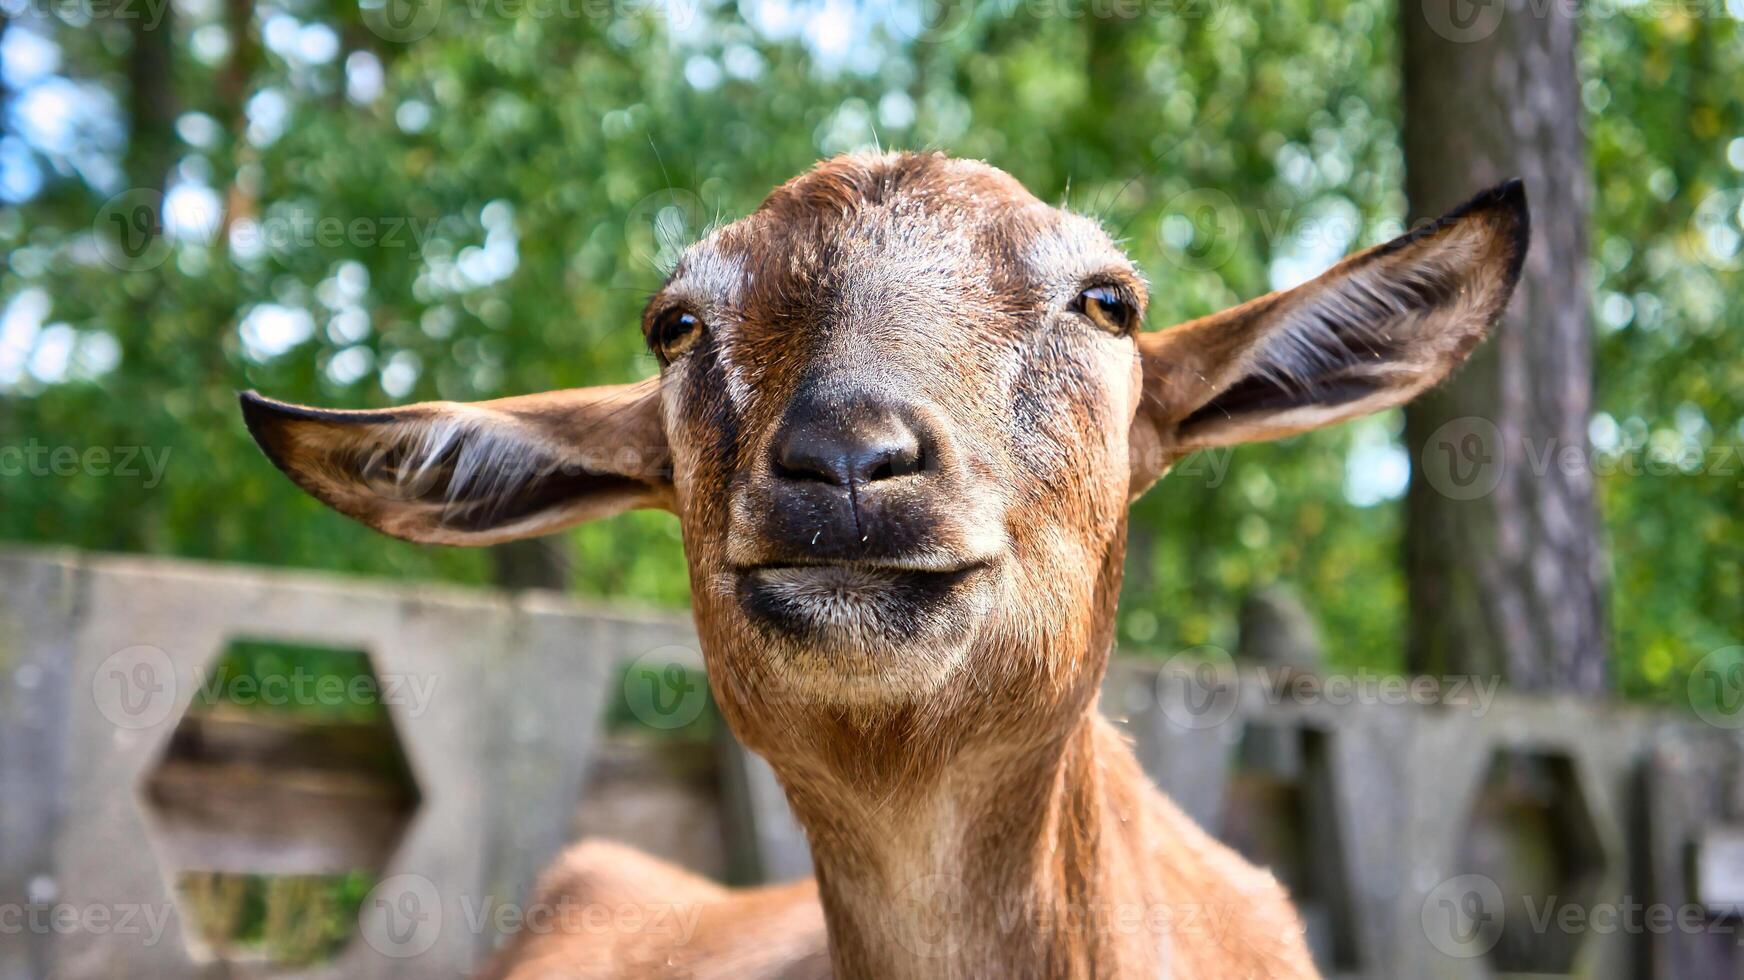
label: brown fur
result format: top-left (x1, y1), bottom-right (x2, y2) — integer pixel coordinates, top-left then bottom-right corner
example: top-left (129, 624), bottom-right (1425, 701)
top-left (476, 841), bottom-right (828, 980)
top-left (239, 152), bottom-right (1527, 979)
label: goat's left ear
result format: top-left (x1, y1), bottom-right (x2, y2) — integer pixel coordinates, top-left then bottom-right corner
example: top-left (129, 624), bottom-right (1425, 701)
top-left (239, 383), bottom-right (671, 546)
top-left (1130, 179), bottom-right (1528, 496)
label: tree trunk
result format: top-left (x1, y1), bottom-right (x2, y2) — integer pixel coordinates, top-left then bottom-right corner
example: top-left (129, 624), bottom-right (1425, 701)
top-left (490, 538), bottom-right (572, 593)
top-left (215, 0), bottom-right (261, 239)
top-left (125, 12), bottom-right (178, 193)
top-left (1399, 0), bottom-right (1606, 692)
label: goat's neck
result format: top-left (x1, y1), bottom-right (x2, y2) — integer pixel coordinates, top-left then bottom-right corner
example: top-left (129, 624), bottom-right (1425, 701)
top-left (777, 710), bottom-right (1160, 980)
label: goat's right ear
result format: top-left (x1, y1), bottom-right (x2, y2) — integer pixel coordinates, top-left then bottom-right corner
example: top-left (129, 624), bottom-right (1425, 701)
top-left (1128, 180), bottom-right (1528, 496)
top-left (239, 383), bottom-right (672, 546)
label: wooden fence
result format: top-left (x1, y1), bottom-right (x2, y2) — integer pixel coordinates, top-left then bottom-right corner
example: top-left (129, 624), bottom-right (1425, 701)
top-left (1, 549), bottom-right (1740, 979)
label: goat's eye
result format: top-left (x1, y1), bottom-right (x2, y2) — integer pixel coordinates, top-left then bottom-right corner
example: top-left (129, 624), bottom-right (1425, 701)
top-left (649, 309), bottom-right (703, 365)
top-left (1073, 284), bottom-right (1137, 335)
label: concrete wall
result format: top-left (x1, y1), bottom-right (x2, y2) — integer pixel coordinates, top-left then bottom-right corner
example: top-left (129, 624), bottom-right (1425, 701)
top-left (2, 549), bottom-right (1739, 978)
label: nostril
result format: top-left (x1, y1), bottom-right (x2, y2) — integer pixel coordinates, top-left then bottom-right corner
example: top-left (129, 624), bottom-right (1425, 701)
top-left (773, 431), bottom-right (849, 485)
top-left (770, 397), bottom-right (936, 488)
top-left (865, 441), bottom-right (922, 482)
top-left (773, 446), bottom-right (838, 485)
top-left (774, 439), bottom-right (923, 486)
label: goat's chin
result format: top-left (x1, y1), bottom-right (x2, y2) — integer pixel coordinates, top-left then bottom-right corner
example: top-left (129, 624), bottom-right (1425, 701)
top-left (762, 637), bottom-right (973, 709)
top-left (703, 566), bottom-right (997, 708)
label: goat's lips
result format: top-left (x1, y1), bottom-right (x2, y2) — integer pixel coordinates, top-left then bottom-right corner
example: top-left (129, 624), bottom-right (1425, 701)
top-left (731, 561), bottom-right (989, 644)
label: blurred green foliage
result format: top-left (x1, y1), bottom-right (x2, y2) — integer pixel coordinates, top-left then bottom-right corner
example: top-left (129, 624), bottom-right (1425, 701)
top-left (170, 640), bottom-right (409, 963)
top-left (0, 0), bottom-right (1739, 698)
top-left (1581, 10), bottom-right (1744, 697)
top-left (196, 639), bottom-right (395, 722)
top-left (176, 870), bottom-right (373, 965)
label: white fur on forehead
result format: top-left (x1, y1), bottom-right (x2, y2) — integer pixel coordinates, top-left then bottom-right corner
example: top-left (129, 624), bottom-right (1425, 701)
top-left (665, 231), bottom-right (747, 312)
top-left (1022, 210), bottom-right (1144, 305)
top-left (831, 215), bottom-right (971, 322)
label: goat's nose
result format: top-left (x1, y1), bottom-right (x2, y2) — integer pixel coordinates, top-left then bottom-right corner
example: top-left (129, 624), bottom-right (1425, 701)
top-left (773, 400), bottom-right (928, 487)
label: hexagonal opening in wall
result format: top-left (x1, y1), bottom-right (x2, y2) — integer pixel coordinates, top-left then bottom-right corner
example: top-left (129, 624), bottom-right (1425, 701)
top-left (141, 639), bottom-right (422, 966)
top-left (1455, 749), bottom-right (1606, 975)
top-left (1218, 724), bottom-right (1360, 972)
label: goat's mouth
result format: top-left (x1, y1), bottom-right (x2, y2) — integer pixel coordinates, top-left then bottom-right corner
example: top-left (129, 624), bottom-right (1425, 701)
top-left (731, 559), bottom-right (995, 647)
